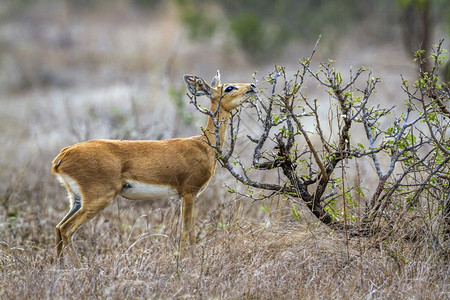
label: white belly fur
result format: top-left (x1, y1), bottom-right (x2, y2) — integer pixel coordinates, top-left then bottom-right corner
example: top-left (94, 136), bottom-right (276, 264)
top-left (120, 180), bottom-right (179, 200)
top-left (197, 178), bottom-right (211, 197)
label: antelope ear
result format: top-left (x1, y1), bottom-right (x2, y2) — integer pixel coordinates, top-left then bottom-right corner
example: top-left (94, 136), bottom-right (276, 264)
top-left (210, 70), bottom-right (221, 87)
top-left (184, 74), bottom-right (212, 97)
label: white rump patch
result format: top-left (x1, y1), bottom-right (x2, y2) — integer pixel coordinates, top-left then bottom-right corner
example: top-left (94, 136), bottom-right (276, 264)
top-left (56, 174), bottom-right (82, 207)
top-left (120, 181), bottom-right (179, 201)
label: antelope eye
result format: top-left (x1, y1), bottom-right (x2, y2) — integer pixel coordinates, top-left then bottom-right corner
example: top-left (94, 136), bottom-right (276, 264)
top-left (224, 86), bottom-right (236, 93)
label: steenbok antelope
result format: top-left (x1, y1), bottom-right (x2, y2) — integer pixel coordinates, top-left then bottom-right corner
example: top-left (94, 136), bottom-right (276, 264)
top-left (52, 71), bottom-right (256, 267)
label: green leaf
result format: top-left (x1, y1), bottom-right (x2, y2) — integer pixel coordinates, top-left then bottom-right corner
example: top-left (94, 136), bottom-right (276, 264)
top-left (336, 72), bottom-right (342, 85)
top-left (260, 205), bottom-right (269, 213)
top-left (291, 204), bottom-right (300, 221)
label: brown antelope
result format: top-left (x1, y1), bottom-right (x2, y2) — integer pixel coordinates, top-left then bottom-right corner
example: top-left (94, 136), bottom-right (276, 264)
top-left (52, 71), bottom-right (256, 267)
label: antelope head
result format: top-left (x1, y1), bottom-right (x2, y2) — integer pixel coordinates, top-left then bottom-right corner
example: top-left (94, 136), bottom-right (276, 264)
top-left (184, 71), bottom-right (256, 114)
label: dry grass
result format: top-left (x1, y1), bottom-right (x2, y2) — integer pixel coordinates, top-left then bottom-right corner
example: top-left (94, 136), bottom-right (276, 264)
top-left (0, 1), bottom-right (449, 299)
top-left (1, 205), bottom-right (448, 298)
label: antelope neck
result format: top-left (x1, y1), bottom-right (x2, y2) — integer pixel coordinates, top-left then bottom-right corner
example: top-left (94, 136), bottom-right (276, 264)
top-left (202, 108), bottom-right (231, 148)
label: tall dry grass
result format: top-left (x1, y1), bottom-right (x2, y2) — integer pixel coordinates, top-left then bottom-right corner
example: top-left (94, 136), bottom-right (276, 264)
top-left (1, 207), bottom-right (449, 298)
top-left (0, 1), bottom-right (449, 299)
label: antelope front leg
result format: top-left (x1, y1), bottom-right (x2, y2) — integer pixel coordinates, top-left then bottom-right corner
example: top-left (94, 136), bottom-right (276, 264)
top-left (180, 192), bottom-right (196, 257)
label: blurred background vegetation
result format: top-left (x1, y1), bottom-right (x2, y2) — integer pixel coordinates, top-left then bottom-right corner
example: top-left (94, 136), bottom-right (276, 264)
top-left (0, 0), bottom-right (450, 94)
top-left (176, 0), bottom-right (450, 62)
top-left (2, 0), bottom-right (449, 61)
top-left (0, 0), bottom-right (448, 95)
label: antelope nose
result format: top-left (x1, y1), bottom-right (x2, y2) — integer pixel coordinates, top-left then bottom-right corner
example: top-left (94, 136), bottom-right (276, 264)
top-left (247, 83), bottom-right (256, 94)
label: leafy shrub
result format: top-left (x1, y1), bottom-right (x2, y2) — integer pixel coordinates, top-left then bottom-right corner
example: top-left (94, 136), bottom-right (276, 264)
top-left (191, 39), bottom-right (450, 258)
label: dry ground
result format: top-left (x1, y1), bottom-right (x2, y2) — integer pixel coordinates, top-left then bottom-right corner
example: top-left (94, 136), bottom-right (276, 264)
top-left (2, 211), bottom-right (448, 299)
top-left (0, 1), bottom-right (449, 299)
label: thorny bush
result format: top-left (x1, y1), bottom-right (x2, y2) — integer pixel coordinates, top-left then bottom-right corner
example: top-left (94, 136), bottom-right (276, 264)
top-left (190, 39), bottom-right (449, 259)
